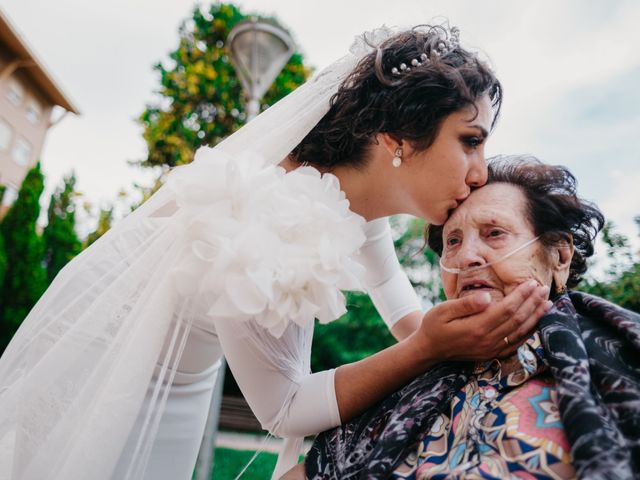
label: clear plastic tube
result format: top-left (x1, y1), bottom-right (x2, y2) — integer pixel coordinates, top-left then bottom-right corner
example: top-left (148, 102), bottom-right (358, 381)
top-left (439, 236), bottom-right (540, 274)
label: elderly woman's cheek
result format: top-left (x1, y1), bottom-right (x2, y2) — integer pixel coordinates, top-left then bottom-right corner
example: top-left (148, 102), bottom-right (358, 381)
top-left (442, 272), bottom-right (457, 300)
top-left (500, 261), bottom-right (552, 297)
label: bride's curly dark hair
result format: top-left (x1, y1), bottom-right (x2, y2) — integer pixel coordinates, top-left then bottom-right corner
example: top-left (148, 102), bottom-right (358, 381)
top-left (291, 24), bottom-right (502, 168)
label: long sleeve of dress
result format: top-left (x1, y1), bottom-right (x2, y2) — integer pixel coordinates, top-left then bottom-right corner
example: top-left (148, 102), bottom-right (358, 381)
top-left (356, 218), bottom-right (423, 329)
top-left (214, 217), bottom-right (422, 438)
top-left (213, 315), bottom-right (341, 437)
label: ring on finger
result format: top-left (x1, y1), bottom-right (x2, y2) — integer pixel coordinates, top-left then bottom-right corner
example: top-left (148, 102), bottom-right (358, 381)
top-left (503, 336), bottom-right (510, 346)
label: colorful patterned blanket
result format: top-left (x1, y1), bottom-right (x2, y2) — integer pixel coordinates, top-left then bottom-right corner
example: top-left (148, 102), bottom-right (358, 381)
top-left (305, 292), bottom-right (640, 479)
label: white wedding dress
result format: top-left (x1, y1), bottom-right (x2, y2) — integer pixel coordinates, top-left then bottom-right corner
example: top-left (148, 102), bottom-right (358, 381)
top-left (0, 26), bottom-right (422, 480)
top-left (114, 211), bottom-right (420, 480)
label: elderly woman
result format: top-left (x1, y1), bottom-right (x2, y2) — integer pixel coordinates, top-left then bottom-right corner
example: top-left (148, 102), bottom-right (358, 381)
top-left (303, 156), bottom-right (640, 480)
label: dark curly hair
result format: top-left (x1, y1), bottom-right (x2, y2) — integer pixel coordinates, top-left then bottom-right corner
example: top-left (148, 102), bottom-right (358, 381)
top-left (427, 156), bottom-right (605, 288)
top-left (290, 25), bottom-right (502, 169)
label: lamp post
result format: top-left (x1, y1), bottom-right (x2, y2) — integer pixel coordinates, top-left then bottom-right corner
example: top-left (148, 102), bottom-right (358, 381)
top-left (227, 18), bottom-right (295, 121)
top-left (194, 19), bottom-right (295, 480)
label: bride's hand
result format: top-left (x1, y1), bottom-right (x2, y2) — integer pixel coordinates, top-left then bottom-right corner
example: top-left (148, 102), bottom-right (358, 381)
top-left (414, 280), bottom-right (551, 362)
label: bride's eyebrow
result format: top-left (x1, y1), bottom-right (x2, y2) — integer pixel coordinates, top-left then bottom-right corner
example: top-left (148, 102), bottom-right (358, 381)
top-left (467, 125), bottom-right (488, 137)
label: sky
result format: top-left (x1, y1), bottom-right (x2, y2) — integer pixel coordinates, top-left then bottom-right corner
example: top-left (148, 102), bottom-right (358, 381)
top-left (1, 0), bottom-right (639, 274)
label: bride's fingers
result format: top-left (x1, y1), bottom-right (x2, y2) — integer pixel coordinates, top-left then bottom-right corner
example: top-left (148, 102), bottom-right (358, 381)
top-left (434, 291), bottom-right (492, 321)
top-left (495, 283), bottom-right (548, 328)
top-left (418, 281), bottom-right (549, 362)
top-left (463, 282), bottom-right (549, 358)
top-left (495, 299), bottom-right (552, 358)
top-left (490, 285), bottom-right (550, 339)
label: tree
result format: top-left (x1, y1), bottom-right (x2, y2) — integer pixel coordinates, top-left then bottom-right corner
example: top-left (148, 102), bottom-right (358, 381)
top-left (580, 218), bottom-right (640, 313)
top-left (0, 164), bottom-right (47, 352)
top-left (42, 173), bottom-right (82, 284)
top-left (137, 2), bottom-right (310, 170)
top-left (84, 206), bottom-right (114, 248)
top-left (0, 186), bottom-right (8, 289)
top-left (592, 262), bottom-right (640, 313)
top-left (311, 291), bottom-right (396, 373)
top-left (393, 216), bottom-right (444, 305)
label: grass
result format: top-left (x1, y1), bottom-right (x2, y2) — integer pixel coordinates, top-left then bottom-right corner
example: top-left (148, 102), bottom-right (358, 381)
top-left (210, 447), bottom-right (279, 479)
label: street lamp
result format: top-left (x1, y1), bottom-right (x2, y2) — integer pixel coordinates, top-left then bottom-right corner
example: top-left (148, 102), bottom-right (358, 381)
top-left (227, 18), bottom-right (296, 120)
top-left (194, 18), bottom-right (296, 480)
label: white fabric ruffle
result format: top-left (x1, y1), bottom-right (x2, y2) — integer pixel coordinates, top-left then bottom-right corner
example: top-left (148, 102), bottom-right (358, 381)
top-left (166, 149), bottom-right (367, 338)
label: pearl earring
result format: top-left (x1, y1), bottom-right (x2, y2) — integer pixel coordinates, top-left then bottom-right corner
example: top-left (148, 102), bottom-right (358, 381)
top-left (392, 147), bottom-right (402, 168)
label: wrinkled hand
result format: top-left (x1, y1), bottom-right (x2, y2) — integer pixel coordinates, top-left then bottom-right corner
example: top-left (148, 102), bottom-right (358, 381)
top-left (415, 280), bottom-right (551, 362)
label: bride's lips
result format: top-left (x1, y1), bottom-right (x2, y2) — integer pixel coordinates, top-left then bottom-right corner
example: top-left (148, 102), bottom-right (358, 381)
top-left (449, 195), bottom-right (470, 211)
top-left (447, 197), bottom-right (469, 217)
top-left (455, 196), bottom-right (469, 206)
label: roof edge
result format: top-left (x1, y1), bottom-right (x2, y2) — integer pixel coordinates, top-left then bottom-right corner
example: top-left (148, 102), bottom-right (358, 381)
top-left (0, 8), bottom-right (79, 114)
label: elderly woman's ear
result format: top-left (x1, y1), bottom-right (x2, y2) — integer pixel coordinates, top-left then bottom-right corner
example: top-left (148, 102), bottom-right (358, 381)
top-left (550, 236), bottom-right (574, 294)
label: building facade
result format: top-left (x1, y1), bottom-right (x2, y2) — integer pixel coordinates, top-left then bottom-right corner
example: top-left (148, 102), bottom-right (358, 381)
top-left (0, 9), bottom-right (78, 211)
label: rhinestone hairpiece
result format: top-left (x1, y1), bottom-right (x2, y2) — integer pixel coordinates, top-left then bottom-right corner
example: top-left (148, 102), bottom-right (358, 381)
top-left (391, 26), bottom-right (460, 76)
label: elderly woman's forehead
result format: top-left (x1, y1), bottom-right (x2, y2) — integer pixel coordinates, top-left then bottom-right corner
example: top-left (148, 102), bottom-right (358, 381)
top-left (445, 183), bottom-right (528, 227)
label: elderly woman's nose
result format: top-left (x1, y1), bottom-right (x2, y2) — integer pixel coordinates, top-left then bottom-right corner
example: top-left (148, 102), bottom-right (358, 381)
top-left (456, 237), bottom-right (486, 267)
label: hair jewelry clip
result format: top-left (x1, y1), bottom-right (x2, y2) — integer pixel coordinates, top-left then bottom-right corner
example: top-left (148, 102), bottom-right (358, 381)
top-left (391, 25), bottom-right (460, 76)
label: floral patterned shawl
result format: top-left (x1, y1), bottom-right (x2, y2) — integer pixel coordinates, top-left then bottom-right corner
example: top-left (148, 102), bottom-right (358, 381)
top-left (305, 292), bottom-right (640, 479)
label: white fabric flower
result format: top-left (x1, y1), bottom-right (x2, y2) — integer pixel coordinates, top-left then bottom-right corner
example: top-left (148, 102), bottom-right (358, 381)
top-left (166, 148), bottom-right (367, 337)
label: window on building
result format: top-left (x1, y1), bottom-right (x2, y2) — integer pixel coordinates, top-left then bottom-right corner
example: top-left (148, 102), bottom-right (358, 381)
top-left (6, 78), bottom-right (24, 107)
top-left (11, 138), bottom-right (32, 166)
top-left (26, 99), bottom-right (43, 124)
top-left (2, 184), bottom-right (19, 206)
top-left (0, 119), bottom-right (12, 151)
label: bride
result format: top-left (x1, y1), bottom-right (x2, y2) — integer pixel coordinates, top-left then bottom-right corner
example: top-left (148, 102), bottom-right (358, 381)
top-left (0, 24), bottom-right (551, 480)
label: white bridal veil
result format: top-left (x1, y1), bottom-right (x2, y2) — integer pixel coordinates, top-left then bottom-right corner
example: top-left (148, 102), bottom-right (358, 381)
top-left (0, 27), bottom-right (397, 480)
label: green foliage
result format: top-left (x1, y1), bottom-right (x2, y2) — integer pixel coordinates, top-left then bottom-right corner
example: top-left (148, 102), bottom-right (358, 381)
top-left (583, 263), bottom-right (640, 313)
top-left (0, 164), bottom-right (47, 351)
top-left (600, 221), bottom-right (633, 278)
top-left (580, 219), bottom-right (640, 313)
top-left (392, 216), bottom-right (444, 304)
top-left (0, 231), bottom-right (7, 292)
top-left (42, 173), bottom-right (82, 284)
top-left (84, 207), bottom-right (114, 248)
top-left (209, 447), bottom-right (278, 479)
top-left (311, 291), bottom-right (396, 372)
top-left (138, 2), bottom-right (310, 169)
top-left (0, 186), bottom-right (7, 288)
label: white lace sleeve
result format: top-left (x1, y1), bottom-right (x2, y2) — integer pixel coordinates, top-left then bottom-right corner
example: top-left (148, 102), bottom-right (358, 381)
top-left (213, 316), bottom-right (341, 438)
top-left (356, 218), bottom-right (423, 329)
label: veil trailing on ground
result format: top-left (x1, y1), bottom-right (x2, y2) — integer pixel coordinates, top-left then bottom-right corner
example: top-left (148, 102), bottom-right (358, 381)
top-left (0, 27), bottom-right (397, 480)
